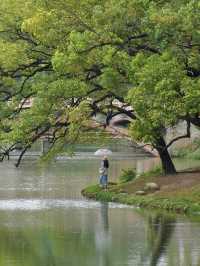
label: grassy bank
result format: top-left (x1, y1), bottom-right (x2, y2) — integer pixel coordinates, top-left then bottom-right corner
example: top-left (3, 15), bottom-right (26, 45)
top-left (82, 170), bottom-right (200, 215)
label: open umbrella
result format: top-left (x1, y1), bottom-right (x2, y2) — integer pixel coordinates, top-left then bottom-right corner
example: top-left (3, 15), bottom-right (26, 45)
top-left (94, 148), bottom-right (112, 156)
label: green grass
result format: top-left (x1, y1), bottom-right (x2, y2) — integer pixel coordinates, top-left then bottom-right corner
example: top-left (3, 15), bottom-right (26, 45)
top-left (82, 184), bottom-right (200, 214)
top-left (82, 169), bottom-right (200, 215)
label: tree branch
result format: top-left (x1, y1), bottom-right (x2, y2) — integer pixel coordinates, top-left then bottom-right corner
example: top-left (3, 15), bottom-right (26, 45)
top-left (166, 120), bottom-right (191, 149)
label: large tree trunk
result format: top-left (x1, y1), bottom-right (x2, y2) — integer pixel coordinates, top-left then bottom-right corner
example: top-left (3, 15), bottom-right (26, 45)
top-left (155, 137), bottom-right (177, 175)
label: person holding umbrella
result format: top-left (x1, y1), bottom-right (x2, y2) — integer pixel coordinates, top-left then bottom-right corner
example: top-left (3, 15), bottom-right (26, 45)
top-left (99, 156), bottom-right (109, 189)
top-left (94, 149), bottom-right (112, 189)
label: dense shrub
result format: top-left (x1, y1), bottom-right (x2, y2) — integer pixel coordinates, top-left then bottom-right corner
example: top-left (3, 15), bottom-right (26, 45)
top-left (119, 168), bottom-right (136, 183)
top-left (139, 165), bottom-right (163, 178)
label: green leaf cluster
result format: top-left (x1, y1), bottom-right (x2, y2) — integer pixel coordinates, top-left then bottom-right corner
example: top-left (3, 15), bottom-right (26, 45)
top-left (0, 0), bottom-right (199, 165)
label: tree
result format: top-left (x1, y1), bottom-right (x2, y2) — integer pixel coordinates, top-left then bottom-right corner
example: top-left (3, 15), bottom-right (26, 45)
top-left (0, 0), bottom-right (97, 166)
top-left (126, 0), bottom-right (200, 174)
top-left (0, 0), bottom-right (147, 165)
top-left (127, 53), bottom-right (191, 174)
top-left (0, 0), bottom-right (199, 174)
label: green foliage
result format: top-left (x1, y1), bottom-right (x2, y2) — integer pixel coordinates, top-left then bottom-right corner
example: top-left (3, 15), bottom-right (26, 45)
top-left (119, 168), bottom-right (136, 183)
top-left (139, 165), bottom-right (163, 178)
top-left (127, 53), bottom-right (186, 144)
top-left (0, 0), bottom-right (200, 167)
top-left (171, 147), bottom-right (189, 159)
top-left (187, 148), bottom-right (200, 160)
top-left (172, 139), bottom-right (200, 160)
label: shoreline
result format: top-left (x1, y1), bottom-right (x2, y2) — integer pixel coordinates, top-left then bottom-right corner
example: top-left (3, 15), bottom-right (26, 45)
top-left (81, 171), bottom-right (200, 215)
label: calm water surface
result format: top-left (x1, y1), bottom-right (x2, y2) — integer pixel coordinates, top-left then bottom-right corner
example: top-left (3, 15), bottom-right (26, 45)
top-left (0, 157), bottom-right (200, 266)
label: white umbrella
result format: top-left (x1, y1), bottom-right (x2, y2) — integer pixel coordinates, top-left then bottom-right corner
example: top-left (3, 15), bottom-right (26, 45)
top-left (94, 148), bottom-right (112, 156)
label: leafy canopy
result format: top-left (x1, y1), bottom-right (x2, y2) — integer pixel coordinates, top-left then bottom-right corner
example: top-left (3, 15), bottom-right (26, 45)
top-left (0, 0), bottom-right (199, 166)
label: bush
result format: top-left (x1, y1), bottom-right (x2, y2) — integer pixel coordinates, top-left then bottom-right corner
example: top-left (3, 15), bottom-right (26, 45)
top-left (139, 165), bottom-right (163, 178)
top-left (171, 139), bottom-right (200, 159)
top-left (171, 147), bottom-right (189, 158)
top-left (119, 168), bottom-right (136, 183)
top-left (187, 148), bottom-right (200, 160)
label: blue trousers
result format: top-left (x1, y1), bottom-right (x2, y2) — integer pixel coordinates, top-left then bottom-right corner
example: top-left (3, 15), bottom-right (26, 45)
top-left (100, 175), bottom-right (108, 187)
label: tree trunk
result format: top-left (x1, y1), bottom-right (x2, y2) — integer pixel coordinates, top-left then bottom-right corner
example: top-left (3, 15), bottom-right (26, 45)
top-left (155, 137), bottom-right (177, 175)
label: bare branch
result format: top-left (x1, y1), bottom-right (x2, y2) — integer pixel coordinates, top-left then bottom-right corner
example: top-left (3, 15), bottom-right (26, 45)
top-left (15, 145), bottom-right (30, 167)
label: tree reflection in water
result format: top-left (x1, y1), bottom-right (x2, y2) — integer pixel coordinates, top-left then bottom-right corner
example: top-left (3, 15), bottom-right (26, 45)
top-left (148, 214), bottom-right (175, 266)
top-left (138, 212), bottom-right (175, 266)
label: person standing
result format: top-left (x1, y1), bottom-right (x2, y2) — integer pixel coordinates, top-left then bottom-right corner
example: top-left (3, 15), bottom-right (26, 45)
top-left (99, 156), bottom-right (109, 189)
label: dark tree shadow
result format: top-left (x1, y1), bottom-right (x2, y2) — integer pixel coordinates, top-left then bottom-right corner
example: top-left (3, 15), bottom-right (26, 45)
top-left (149, 214), bottom-right (176, 266)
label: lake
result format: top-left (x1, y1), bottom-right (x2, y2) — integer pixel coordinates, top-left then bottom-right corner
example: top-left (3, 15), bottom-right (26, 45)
top-left (0, 155), bottom-right (200, 266)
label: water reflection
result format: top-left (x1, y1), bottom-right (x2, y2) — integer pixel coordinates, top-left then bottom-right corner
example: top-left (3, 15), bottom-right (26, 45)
top-left (0, 206), bottom-right (200, 266)
top-left (95, 203), bottom-right (111, 266)
top-left (138, 212), bottom-right (200, 266)
top-left (100, 203), bottom-right (109, 232)
top-left (148, 214), bottom-right (175, 266)
top-left (0, 160), bottom-right (200, 266)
